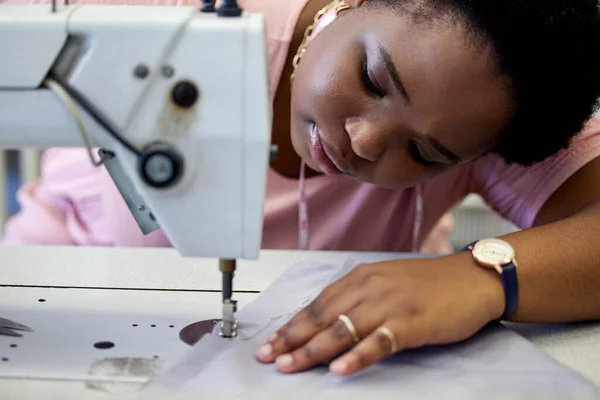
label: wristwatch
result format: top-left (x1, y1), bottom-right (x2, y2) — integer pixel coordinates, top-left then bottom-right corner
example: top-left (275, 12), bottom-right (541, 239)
top-left (462, 238), bottom-right (519, 320)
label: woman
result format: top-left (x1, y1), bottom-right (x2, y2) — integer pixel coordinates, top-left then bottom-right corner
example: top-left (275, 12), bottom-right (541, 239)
top-left (5, 0), bottom-right (600, 377)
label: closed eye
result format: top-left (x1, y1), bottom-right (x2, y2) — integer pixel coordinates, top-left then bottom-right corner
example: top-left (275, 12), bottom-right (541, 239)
top-left (409, 141), bottom-right (438, 167)
top-left (362, 58), bottom-right (384, 98)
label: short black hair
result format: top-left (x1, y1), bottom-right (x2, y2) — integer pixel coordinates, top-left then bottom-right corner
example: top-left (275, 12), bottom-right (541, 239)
top-left (370, 0), bottom-right (600, 166)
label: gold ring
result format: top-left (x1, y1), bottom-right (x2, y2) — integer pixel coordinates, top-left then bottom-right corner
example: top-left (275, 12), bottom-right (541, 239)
top-left (377, 326), bottom-right (398, 354)
top-left (338, 314), bottom-right (360, 343)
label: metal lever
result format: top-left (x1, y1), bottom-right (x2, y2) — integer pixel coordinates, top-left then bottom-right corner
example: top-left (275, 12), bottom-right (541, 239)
top-left (0, 317), bottom-right (33, 337)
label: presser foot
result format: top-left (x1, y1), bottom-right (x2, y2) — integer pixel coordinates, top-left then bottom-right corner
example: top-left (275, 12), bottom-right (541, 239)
top-left (179, 299), bottom-right (238, 345)
top-left (219, 299), bottom-right (238, 338)
top-left (179, 259), bottom-right (238, 345)
top-left (179, 319), bottom-right (220, 346)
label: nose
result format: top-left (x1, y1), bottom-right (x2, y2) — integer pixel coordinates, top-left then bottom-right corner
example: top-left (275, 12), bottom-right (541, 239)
top-left (345, 117), bottom-right (389, 162)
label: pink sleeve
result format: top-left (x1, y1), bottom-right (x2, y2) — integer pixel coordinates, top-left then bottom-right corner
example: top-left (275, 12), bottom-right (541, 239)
top-left (472, 117), bottom-right (600, 229)
top-left (2, 149), bottom-right (113, 246)
top-left (2, 181), bottom-right (75, 245)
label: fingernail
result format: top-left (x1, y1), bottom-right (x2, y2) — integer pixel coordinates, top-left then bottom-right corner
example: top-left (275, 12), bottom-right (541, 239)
top-left (256, 344), bottom-right (272, 359)
top-left (268, 333), bottom-right (278, 343)
top-left (276, 354), bottom-right (294, 367)
top-left (330, 359), bottom-right (347, 375)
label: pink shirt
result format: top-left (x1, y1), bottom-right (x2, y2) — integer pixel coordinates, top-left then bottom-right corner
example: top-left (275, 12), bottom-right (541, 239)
top-left (4, 0), bottom-right (600, 252)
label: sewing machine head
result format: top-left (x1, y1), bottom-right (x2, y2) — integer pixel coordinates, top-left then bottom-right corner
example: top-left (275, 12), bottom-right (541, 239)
top-left (0, 2), bottom-right (272, 260)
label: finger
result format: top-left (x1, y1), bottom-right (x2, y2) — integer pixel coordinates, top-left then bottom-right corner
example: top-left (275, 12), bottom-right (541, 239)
top-left (282, 263), bottom-right (370, 330)
top-left (284, 276), bottom-right (355, 328)
top-left (256, 294), bottom-right (361, 363)
top-left (257, 281), bottom-right (361, 363)
top-left (329, 318), bottom-right (431, 376)
top-left (276, 264), bottom-right (375, 335)
top-left (266, 263), bottom-right (389, 356)
top-left (274, 303), bottom-right (385, 373)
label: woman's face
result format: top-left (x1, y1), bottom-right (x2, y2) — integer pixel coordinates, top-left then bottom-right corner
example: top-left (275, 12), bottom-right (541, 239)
top-left (290, 4), bottom-right (513, 188)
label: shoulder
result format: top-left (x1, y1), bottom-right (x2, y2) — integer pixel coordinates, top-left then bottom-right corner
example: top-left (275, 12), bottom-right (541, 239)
top-left (475, 117), bottom-right (600, 181)
top-left (239, 0), bottom-right (310, 42)
top-left (38, 149), bottom-right (116, 227)
top-left (470, 116), bottom-right (600, 228)
top-left (238, 0), bottom-right (310, 95)
top-left (37, 148), bottom-right (169, 246)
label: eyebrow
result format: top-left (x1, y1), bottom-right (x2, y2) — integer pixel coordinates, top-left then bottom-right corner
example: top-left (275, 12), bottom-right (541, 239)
top-left (377, 43), bottom-right (411, 103)
top-left (427, 137), bottom-right (462, 164)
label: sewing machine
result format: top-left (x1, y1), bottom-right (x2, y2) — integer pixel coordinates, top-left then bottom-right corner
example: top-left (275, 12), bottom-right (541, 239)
top-left (0, 1), bottom-right (271, 338)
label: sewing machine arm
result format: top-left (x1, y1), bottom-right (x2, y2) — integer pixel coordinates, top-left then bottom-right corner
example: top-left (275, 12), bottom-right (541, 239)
top-left (0, 3), bottom-right (273, 337)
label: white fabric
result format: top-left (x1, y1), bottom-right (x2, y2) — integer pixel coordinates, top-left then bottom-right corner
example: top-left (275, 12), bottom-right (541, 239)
top-left (140, 260), bottom-right (599, 399)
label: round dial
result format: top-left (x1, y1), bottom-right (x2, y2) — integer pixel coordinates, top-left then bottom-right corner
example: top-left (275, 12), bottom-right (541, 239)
top-left (472, 238), bottom-right (514, 267)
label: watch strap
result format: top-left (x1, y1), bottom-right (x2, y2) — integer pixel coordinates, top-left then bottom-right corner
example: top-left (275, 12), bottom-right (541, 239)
top-left (462, 241), bottom-right (519, 320)
top-left (499, 262), bottom-right (519, 320)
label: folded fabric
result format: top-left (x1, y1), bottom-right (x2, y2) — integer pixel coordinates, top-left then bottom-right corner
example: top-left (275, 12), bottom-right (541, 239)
top-left (140, 259), bottom-right (599, 400)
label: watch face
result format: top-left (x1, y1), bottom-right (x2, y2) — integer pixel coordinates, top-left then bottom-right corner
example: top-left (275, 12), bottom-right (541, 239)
top-left (472, 238), bottom-right (514, 266)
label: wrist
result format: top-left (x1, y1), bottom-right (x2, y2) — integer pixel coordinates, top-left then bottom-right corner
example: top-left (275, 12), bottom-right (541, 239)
top-left (454, 251), bottom-right (506, 321)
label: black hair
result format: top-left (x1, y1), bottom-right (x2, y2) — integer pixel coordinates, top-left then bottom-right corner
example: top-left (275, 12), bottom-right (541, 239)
top-left (371, 0), bottom-right (600, 166)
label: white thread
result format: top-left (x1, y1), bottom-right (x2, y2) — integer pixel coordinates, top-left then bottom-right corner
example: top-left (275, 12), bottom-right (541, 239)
top-left (298, 160), bottom-right (309, 250)
top-left (44, 78), bottom-right (104, 167)
top-left (412, 185), bottom-right (423, 253)
top-left (298, 162), bottom-right (423, 253)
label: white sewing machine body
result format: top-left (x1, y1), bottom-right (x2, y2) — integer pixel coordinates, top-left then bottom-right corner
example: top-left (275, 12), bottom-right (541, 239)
top-left (0, 3), bottom-right (272, 260)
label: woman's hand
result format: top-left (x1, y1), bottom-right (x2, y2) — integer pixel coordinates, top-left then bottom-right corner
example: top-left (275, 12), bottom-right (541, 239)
top-left (255, 253), bottom-right (505, 376)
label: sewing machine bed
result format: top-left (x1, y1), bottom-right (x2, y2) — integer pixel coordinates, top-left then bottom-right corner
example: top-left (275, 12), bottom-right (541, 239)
top-left (1, 246), bottom-right (600, 399)
top-left (0, 286), bottom-right (257, 399)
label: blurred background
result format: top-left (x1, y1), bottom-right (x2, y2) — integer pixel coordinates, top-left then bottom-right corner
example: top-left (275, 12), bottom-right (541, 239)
top-left (0, 149), bottom-right (519, 251)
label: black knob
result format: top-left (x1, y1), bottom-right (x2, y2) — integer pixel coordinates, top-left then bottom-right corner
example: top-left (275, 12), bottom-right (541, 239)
top-left (138, 143), bottom-right (184, 189)
top-left (217, 0), bottom-right (242, 17)
top-left (171, 81), bottom-right (198, 109)
top-left (200, 0), bottom-right (215, 12)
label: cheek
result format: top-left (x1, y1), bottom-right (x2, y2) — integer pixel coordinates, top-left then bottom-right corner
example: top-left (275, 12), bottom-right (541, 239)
top-left (294, 65), bottom-right (340, 114)
top-left (372, 154), bottom-right (421, 188)
top-left (369, 150), bottom-right (455, 189)
top-left (293, 42), bottom-right (363, 116)
top-left (289, 46), bottom-right (359, 158)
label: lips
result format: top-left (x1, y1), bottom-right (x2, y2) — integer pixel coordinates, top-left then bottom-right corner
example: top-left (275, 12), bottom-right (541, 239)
top-left (308, 124), bottom-right (348, 175)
